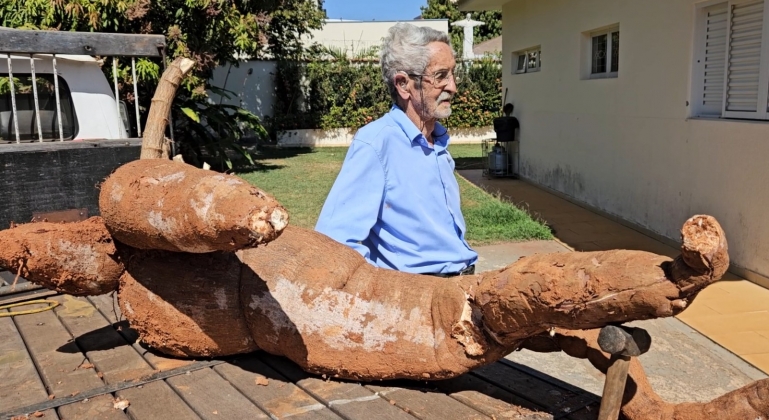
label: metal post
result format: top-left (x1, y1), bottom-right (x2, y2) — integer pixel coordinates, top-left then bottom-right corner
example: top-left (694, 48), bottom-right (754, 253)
top-left (6, 54), bottom-right (20, 143)
top-left (112, 57), bottom-right (122, 138)
top-left (52, 54), bottom-right (64, 141)
top-left (131, 57), bottom-right (141, 137)
top-left (29, 55), bottom-right (43, 142)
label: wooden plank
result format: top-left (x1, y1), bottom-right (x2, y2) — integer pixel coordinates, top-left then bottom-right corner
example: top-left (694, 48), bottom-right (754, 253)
top-left (472, 363), bottom-right (596, 418)
top-left (87, 294), bottom-right (196, 372)
top-left (563, 402), bottom-right (599, 420)
top-left (56, 295), bottom-right (200, 420)
top-left (364, 382), bottom-right (490, 420)
top-left (0, 289), bottom-right (58, 306)
top-left (12, 302), bottom-right (113, 420)
top-left (261, 353), bottom-right (418, 420)
top-left (0, 28), bottom-right (165, 57)
top-left (214, 356), bottom-right (341, 420)
top-left (0, 139), bottom-right (142, 155)
top-left (497, 360), bottom-right (599, 420)
top-left (0, 282), bottom-right (43, 297)
top-left (167, 367), bottom-right (270, 419)
top-left (55, 296), bottom-right (158, 382)
top-left (0, 309), bottom-right (58, 419)
top-left (57, 395), bottom-right (127, 420)
top-left (12, 301), bottom-right (124, 420)
top-left (433, 374), bottom-right (553, 420)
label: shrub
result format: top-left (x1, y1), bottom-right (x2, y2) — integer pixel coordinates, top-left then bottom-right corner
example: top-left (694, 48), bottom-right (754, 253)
top-left (269, 51), bottom-right (502, 133)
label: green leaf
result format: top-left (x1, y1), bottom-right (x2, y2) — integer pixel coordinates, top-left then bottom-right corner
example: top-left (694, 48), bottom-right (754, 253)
top-left (180, 107), bottom-right (200, 123)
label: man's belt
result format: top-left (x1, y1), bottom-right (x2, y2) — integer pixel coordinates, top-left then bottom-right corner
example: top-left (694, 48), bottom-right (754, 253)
top-left (423, 264), bottom-right (475, 278)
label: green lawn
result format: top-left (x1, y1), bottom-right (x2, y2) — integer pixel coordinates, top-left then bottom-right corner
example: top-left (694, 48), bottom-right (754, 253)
top-left (237, 144), bottom-right (551, 246)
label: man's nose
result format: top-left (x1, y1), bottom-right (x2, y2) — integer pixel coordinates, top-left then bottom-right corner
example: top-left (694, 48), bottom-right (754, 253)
top-left (444, 76), bottom-right (458, 94)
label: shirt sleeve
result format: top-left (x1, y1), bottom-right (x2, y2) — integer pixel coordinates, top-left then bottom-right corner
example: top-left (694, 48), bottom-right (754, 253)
top-left (315, 140), bottom-right (385, 261)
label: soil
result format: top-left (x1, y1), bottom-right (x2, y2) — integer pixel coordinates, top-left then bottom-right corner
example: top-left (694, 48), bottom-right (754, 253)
top-left (118, 250), bottom-right (258, 357)
top-left (99, 159), bottom-right (289, 253)
top-left (0, 217), bottom-right (123, 295)
top-left (238, 226), bottom-right (504, 381)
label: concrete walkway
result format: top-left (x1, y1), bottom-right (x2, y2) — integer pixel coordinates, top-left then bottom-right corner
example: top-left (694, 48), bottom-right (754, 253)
top-left (466, 169), bottom-right (768, 404)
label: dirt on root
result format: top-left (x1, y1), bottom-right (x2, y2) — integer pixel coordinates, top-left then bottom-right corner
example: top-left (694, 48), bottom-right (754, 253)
top-left (0, 217), bottom-right (123, 295)
top-left (99, 159), bottom-right (289, 253)
top-left (237, 226), bottom-right (511, 381)
top-left (119, 250), bottom-right (258, 358)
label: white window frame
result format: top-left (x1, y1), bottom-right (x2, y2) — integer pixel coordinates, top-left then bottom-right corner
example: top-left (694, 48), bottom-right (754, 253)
top-left (512, 47), bottom-right (541, 74)
top-left (691, 0), bottom-right (729, 117)
top-left (588, 27), bottom-right (620, 79)
top-left (722, 0), bottom-right (769, 119)
top-left (692, 0), bottom-right (769, 120)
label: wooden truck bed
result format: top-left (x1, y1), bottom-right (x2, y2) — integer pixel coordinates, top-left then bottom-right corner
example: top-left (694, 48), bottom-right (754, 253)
top-left (1, 294), bottom-right (600, 420)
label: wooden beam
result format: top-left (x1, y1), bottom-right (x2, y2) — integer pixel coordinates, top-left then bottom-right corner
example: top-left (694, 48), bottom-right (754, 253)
top-left (0, 27), bottom-right (165, 57)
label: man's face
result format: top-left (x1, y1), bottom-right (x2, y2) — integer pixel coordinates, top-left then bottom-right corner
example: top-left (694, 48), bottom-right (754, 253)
top-left (412, 42), bottom-right (457, 120)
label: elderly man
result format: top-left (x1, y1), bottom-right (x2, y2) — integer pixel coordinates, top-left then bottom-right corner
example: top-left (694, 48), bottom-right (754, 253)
top-left (315, 23), bottom-right (477, 277)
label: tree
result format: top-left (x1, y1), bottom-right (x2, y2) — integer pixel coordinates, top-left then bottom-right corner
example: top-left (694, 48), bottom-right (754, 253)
top-left (420, 0), bottom-right (502, 55)
top-left (0, 0), bottom-right (326, 168)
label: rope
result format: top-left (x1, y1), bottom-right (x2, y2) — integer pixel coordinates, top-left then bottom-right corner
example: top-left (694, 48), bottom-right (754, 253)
top-left (0, 299), bottom-right (60, 317)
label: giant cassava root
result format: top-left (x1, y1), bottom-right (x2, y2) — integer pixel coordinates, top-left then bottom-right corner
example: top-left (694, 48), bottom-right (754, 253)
top-left (99, 159), bottom-right (289, 252)
top-left (0, 217), bottom-right (123, 296)
top-left (1, 159), bottom-right (765, 419)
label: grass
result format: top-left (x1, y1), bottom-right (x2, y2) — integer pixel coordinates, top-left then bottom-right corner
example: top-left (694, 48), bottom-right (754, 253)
top-left (236, 144), bottom-right (551, 245)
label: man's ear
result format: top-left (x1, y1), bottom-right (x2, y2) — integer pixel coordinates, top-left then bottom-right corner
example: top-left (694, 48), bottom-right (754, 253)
top-left (394, 73), bottom-right (411, 100)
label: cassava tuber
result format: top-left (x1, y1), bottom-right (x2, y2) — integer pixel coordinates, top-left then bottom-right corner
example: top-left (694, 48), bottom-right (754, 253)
top-left (99, 159), bottom-right (289, 253)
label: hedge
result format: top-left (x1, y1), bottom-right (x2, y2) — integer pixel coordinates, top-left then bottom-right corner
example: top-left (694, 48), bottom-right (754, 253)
top-left (268, 54), bottom-right (502, 133)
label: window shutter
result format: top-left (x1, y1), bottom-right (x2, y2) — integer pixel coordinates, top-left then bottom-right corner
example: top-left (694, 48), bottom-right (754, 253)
top-left (723, 0), bottom-right (769, 118)
top-left (701, 3), bottom-right (728, 116)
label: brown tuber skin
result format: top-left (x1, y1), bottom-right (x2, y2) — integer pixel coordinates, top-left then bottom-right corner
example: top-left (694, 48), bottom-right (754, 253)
top-left (119, 251), bottom-right (258, 357)
top-left (234, 215), bottom-right (729, 381)
top-left (99, 159), bottom-right (289, 253)
top-left (0, 217), bottom-right (123, 295)
top-left (2, 207), bottom-right (765, 419)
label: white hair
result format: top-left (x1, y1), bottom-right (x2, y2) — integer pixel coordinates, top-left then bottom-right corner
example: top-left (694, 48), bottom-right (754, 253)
top-left (380, 23), bottom-right (453, 103)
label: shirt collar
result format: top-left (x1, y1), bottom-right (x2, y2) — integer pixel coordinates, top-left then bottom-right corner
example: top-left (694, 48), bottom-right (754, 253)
top-left (388, 105), bottom-right (451, 151)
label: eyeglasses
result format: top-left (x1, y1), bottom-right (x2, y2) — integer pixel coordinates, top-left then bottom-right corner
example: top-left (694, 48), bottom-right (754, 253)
top-left (407, 68), bottom-right (460, 88)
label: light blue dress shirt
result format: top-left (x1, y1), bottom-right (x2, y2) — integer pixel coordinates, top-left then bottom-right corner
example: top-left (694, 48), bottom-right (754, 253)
top-left (315, 105), bottom-right (478, 274)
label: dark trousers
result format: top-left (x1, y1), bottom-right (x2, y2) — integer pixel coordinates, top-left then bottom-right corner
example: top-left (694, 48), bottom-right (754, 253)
top-left (422, 264), bottom-right (475, 278)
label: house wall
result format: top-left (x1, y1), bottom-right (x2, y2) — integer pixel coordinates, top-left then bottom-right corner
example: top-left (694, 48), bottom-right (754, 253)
top-left (501, 0), bottom-right (769, 279)
top-left (210, 61), bottom-right (277, 120)
top-left (307, 20), bottom-right (450, 56)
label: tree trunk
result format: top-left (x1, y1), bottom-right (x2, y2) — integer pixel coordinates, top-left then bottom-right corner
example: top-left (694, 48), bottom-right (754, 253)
top-left (140, 57), bottom-right (195, 160)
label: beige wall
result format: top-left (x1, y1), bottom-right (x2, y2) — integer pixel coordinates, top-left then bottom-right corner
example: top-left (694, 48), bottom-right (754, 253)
top-left (307, 20), bottom-right (449, 55)
top-left (501, 0), bottom-right (769, 278)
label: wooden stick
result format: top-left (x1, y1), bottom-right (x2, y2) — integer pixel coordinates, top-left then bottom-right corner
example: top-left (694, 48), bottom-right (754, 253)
top-left (10, 258), bottom-right (24, 291)
top-left (140, 57), bottom-right (195, 160)
top-left (598, 355), bottom-right (630, 420)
